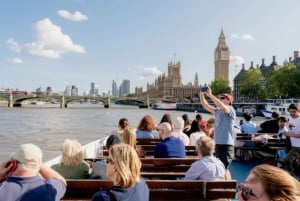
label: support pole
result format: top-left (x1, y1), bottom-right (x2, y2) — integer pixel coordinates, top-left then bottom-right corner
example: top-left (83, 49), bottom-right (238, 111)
top-left (104, 96), bottom-right (111, 108)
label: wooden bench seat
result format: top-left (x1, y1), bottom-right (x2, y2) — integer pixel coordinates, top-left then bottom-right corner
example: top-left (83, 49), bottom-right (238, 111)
top-left (137, 138), bottom-right (162, 145)
top-left (62, 179), bottom-right (237, 201)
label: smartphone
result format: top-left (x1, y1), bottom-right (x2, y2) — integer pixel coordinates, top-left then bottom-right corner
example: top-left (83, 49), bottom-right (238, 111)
top-left (5, 159), bottom-right (18, 173)
top-left (201, 86), bottom-right (208, 92)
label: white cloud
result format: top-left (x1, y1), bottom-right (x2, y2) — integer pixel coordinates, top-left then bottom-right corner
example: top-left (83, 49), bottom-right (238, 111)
top-left (230, 55), bottom-right (245, 66)
top-left (23, 18), bottom-right (85, 59)
top-left (57, 10), bottom-right (88, 22)
top-left (141, 66), bottom-right (162, 77)
top-left (8, 57), bottom-right (23, 64)
top-left (6, 38), bottom-right (22, 53)
top-left (230, 33), bottom-right (254, 41)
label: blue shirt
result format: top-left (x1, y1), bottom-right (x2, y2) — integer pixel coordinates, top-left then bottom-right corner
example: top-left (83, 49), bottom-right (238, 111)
top-left (136, 129), bottom-right (159, 139)
top-left (241, 121), bottom-right (257, 133)
top-left (0, 176), bottom-right (66, 201)
top-left (154, 136), bottom-right (186, 158)
top-left (91, 180), bottom-right (149, 201)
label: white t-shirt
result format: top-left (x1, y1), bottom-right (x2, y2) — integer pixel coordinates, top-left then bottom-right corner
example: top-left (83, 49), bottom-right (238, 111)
top-left (288, 116), bottom-right (300, 147)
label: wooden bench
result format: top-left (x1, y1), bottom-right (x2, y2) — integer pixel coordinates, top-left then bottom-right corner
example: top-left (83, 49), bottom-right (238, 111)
top-left (137, 138), bottom-right (162, 145)
top-left (62, 179), bottom-right (237, 201)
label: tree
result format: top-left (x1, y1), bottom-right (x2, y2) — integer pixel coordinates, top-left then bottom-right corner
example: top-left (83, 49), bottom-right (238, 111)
top-left (239, 68), bottom-right (263, 99)
top-left (210, 77), bottom-right (231, 96)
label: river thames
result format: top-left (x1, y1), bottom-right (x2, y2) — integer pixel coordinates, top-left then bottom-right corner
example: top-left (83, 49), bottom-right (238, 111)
top-left (0, 103), bottom-right (225, 162)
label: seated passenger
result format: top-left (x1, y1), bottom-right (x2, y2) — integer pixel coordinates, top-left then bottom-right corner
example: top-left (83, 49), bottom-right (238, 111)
top-left (154, 122), bottom-right (186, 158)
top-left (51, 139), bottom-right (90, 179)
top-left (240, 112), bottom-right (257, 147)
top-left (182, 114), bottom-right (192, 134)
top-left (90, 135), bottom-right (123, 179)
top-left (91, 144), bottom-right (149, 201)
top-left (122, 128), bottom-right (146, 158)
top-left (188, 120), bottom-right (206, 146)
top-left (0, 143), bottom-right (66, 201)
top-left (258, 111), bottom-right (279, 133)
top-left (184, 136), bottom-right (225, 181)
top-left (170, 116), bottom-right (190, 146)
top-left (110, 118), bottom-right (130, 136)
top-left (205, 117), bottom-right (215, 138)
top-left (136, 115), bottom-right (159, 139)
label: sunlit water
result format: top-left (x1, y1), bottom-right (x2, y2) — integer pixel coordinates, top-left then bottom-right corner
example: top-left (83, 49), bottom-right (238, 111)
top-left (0, 103), bottom-right (264, 163)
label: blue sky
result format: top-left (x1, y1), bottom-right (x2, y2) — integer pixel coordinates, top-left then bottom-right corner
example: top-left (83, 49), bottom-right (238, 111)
top-left (1, 0), bottom-right (300, 95)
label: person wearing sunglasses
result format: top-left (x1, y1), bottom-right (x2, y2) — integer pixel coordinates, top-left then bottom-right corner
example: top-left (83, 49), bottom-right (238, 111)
top-left (237, 164), bottom-right (300, 201)
top-left (91, 144), bottom-right (149, 201)
top-left (199, 86), bottom-right (236, 172)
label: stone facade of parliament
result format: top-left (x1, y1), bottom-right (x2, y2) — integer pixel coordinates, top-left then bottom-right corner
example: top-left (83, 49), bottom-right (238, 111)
top-left (135, 30), bottom-right (230, 99)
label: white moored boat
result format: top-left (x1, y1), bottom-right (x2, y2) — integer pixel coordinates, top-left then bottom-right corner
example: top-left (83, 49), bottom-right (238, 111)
top-left (152, 100), bottom-right (177, 110)
top-left (262, 99), bottom-right (299, 118)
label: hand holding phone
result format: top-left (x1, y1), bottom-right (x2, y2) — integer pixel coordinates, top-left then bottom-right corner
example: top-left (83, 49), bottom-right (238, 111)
top-left (5, 160), bottom-right (18, 173)
top-left (201, 86), bottom-right (208, 92)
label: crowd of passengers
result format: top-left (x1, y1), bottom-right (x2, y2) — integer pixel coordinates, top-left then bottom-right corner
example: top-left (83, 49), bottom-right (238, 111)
top-left (1, 87), bottom-right (300, 200)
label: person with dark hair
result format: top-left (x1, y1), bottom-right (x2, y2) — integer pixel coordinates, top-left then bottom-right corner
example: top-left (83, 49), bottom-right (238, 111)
top-left (90, 135), bottom-right (123, 179)
top-left (187, 120), bottom-right (206, 146)
top-left (182, 114), bottom-right (192, 134)
top-left (200, 86), bottom-right (236, 171)
top-left (283, 103), bottom-right (300, 175)
top-left (258, 111), bottom-right (279, 133)
top-left (196, 114), bottom-right (206, 133)
top-left (110, 118), bottom-right (130, 136)
top-left (240, 112), bottom-right (257, 134)
top-left (160, 113), bottom-right (173, 128)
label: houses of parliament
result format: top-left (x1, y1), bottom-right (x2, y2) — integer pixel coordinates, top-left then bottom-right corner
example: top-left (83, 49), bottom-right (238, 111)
top-left (135, 29), bottom-right (230, 99)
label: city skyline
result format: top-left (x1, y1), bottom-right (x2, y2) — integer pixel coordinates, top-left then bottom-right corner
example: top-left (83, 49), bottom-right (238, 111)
top-left (1, 0), bottom-right (300, 94)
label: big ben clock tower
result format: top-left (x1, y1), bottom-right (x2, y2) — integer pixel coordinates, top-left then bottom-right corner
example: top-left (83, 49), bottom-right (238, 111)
top-left (214, 29), bottom-right (230, 80)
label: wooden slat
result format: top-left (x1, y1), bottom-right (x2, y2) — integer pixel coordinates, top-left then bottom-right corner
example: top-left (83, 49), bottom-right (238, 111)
top-left (62, 179), bottom-right (237, 201)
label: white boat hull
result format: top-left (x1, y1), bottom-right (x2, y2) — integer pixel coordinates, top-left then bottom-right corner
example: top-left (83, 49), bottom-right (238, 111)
top-left (152, 102), bottom-right (177, 110)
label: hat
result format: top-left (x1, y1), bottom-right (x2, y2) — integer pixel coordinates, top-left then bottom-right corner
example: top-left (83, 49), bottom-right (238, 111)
top-left (220, 93), bottom-right (233, 104)
top-left (11, 143), bottom-right (42, 170)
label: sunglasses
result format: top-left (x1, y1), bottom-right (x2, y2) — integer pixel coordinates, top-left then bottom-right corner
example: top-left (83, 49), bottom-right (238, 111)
top-left (106, 158), bottom-right (114, 164)
top-left (237, 183), bottom-right (260, 200)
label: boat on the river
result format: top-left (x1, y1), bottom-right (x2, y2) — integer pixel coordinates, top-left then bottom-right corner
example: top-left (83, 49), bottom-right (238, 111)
top-left (261, 99), bottom-right (299, 118)
top-left (152, 100), bottom-right (177, 110)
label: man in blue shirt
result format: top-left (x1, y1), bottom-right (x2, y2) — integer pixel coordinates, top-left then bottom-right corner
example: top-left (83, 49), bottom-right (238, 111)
top-left (0, 143), bottom-right (66, 201)
top-left (154, 122), bottom-right (186, 158)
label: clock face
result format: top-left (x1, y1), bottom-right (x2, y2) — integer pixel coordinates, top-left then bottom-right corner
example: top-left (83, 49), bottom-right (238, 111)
top-left (221, 51), bottom-right (228, 60)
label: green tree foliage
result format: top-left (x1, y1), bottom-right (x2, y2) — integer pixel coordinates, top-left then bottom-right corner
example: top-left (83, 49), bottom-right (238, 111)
top-left (239, 68), bottom-right (263, 99)
top-left (210, 77), bottom-right (231, 96)
top-left (264, 64), bottom-right (300, 98)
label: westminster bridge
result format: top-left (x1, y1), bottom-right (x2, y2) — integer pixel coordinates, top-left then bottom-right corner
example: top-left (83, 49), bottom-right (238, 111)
top-left (0, 94), bottom-right (155, 109)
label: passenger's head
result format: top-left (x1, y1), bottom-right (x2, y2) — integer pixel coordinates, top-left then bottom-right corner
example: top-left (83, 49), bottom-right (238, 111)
top-left (243, 112), bottom-right (253, 122)
top-left (11, 143), bottom-right (42, 170)
top-left (160, 113), bottom-right (173, 125)
top-left (157, 122), bottom-right (172, 139)
top-left (106, 144), bottom-right (141, 188)
top-left (122, 128), bottom-right (137, 149)
top-left (288, 104), bottom-right (299, 118)
top-left (219, 93), bottom-right (233, 105)
top-left (196, 136), bottom-right (215, 157)
top-left (60, 139), bottom-right (84, 166)
top-left (106, 135), bottom-right (123, 150)
top-left (278, 116), bottom-right (288, 129)
top-left (271, 111), bottom-right (279, 119)
top-left (137, 115), bottom-right (157, 131)
top-left (118, 118), bottom-right (129, 130)
top-left (237, 164), bottom-right (300, 201)
top-left (190, 120), bottom-right (201, 133)
top-left (174, 116), bottom-right (184, 130)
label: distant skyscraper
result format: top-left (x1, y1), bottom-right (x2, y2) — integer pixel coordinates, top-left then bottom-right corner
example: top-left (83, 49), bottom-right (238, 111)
top-left (64, 86), bottom-right (71, 96)
top-left (90, 82), bottom-right (95, 95)
top-left (71, 85), bottom-right (78, 96)
top-left (119, 79), bottom-right (130, 96)
top-left (112, 80), bottom-right (118, 97)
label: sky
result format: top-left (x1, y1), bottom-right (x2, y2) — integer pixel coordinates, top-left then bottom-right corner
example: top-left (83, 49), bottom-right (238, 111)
top-left (1, 0), bottom-right (300, 95)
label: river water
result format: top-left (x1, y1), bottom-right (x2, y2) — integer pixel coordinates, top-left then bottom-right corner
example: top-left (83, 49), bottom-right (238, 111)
top-left (0, 103), bottom-right (262, 163)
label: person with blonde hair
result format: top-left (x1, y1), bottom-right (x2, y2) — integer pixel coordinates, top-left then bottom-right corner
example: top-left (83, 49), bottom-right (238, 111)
top-left (237, 164), bottom-right (300, 201)
top-left (51, 139), bottom-right (90, 179)
top-left (184, 136), bottom-right (225, 180)
top-left (205, 117), bottom-right (215, 138)
top-left (122, 128), bottom-right (145, 158)
top-left (91, 144), bottom-right (149, 201)
top-left (110, 118), bottom-right (130, 136)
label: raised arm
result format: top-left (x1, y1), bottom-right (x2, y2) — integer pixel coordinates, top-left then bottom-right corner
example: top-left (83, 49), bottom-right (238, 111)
top-left (204, 86), bottom-right (230, 114)
top-left (200, 90), bottom-right (215, 114)
top-left (39, 163), bottom-right (66, 185)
